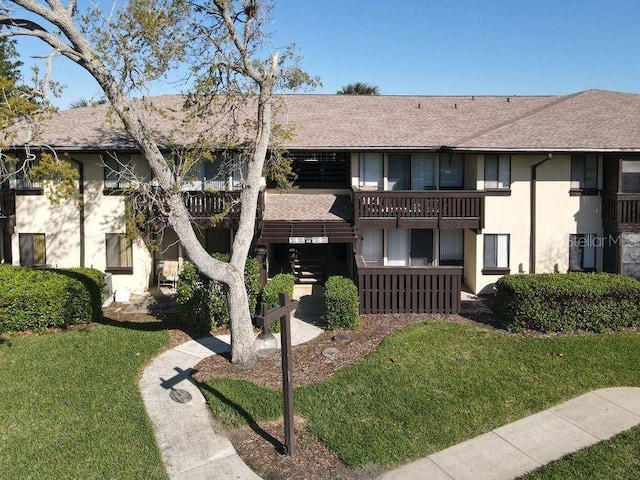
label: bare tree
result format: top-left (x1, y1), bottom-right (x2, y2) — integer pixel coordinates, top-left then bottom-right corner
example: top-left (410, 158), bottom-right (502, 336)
top-left (0, 0), bottom-right (315, 365)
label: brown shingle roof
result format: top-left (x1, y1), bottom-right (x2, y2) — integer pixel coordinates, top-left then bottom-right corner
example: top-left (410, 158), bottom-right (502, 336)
top-left (14, 89), bottom-right (640, 152)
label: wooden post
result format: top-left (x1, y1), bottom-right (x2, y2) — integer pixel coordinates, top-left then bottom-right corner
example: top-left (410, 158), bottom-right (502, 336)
top-left (279, 292), bottom-right (295, 456)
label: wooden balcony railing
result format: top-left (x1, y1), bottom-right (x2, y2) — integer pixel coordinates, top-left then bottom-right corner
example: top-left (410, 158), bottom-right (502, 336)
top-left (355, 255), bottom-right (462, 314)
top-left (0, 189), bottom-right (16, 217)
top-left (353, 189), bottom-right (484, 229)
top-left (602, 192), bottom-right (640, 225)
top-left (183, 187), bottom-right (265, 222)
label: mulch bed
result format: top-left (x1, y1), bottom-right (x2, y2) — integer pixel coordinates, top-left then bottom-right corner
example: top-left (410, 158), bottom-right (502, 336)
top-left (190, 310), bottom-right (503, 480)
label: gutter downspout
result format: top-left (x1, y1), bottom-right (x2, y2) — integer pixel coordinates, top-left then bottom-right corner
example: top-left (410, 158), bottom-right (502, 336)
top-left (69, 157), bottom-right (85, 268)
top-left (530, 154), bottom-right (552, 274)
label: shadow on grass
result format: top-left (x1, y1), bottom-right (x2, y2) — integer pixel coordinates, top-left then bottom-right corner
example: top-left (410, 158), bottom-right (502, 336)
top-left (198, 381), bottom-right (285, 454)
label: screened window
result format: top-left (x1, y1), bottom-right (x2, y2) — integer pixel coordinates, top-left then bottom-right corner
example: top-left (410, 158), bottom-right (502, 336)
top-left (386, 228), bottom-right (410, 266)
top-left (621, 160), bottom-right (640, 193)
top-left (484, 154), bottom-right (511, 189)
top-left (411, 153), bottom-right (437, 190)
top-left (19, 233), bottom-right (46, 266)
top-left (103, 153), bottom-right (132, 191)
top-left (571, 154), bottom-right (598, 192)
top-left (106, 233), bottom-right (133, 273)
top-left (439, 153), bottom-right (464, 189)
top-left (483, 234), bottom-right (510, 273)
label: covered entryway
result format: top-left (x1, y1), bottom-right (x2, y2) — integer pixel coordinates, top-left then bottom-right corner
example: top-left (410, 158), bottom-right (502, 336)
top-left (258, 192), bottom-right (357, 284)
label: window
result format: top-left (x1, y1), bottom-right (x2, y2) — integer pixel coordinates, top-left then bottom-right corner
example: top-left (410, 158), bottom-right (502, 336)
top-left (359, 153), bottom-right (383, 189)
top-left (9, 156), bottom-right (42, 191)
top-left (621, 160), bottom-right (640, 193)
top-left (569, 234), bottom-right (597, 271)
top-left (361, 228), bottom-right (383, 263)
top-left (439, 229), bottom-right (464, 266)
top-left (483, 234), bottom-right (509, 274)
top-left (484, 154), bottom-right (511, 189)
top-left (439, 153), bottom-right (464, 189)
top-left (387, 153), bottom-right (437, 191)
top-left (386, 228), bottom-right (410, 266)
top-left (19, 233), bottom-right (46, 266)
top-left (622, 233), bottom-right (640, 279)
top-left (103, 153), bottom-right (132, 191)
top-left (571, 154), bottom-right (598, 193)
top-left (410, 229), bottom-right (434, 266)
top-left (106, 233), bottom-right (133, 273)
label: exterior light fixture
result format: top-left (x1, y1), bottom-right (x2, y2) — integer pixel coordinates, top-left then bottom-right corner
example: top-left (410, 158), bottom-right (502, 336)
top-left (254, 330), bottom-right (278, 358)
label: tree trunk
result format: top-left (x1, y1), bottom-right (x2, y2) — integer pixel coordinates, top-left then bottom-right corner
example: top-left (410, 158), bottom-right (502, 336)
top-left (227, 267), bottom-right (257, 364)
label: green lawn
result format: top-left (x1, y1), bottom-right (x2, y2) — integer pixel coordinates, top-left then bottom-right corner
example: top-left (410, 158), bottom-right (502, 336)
top-left (200, 321), bottom-right (640, 469)
top-left (0, 320), bottom-right (169, 480)
top-left (518, 425), bottom-right (640, 479)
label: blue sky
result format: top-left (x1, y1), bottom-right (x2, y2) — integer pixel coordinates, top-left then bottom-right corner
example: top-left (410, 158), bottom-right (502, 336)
top-left (14, 0), bottom-right (640, 108)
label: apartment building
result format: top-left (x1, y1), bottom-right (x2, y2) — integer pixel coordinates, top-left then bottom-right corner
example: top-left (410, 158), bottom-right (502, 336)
top-left (1, 89), bottom-right (638, 314)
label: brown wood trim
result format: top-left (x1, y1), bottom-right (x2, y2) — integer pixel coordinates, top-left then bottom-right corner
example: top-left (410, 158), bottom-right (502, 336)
top-left (484, 189), bottom-right (511, 197)
top-left (481, 267), bottom-right (510, 275)
top-left (397, 217), bottom-right (438, 229)
top-left (103, 188), bottom-right (127, 195)
top-left (14, 188), bottom-right (43, 196)
top-left (105, 267), bottom-right (134, 275)
top-left (569, 188), bottom-right (599, 196)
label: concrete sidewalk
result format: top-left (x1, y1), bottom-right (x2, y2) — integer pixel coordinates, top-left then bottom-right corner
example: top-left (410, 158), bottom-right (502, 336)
top-left (138, 286), bottom-right (324, 479)
top-left (379, 387), bottom-right (640, 480)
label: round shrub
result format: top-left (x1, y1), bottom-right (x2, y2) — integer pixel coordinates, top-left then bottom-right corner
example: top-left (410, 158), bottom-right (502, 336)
top-left (0, 265), bottom-right (104, 333)
top-left (324, 276), bottom-right (360, 330)
top-left (261, 273), bottom-right (295, 333)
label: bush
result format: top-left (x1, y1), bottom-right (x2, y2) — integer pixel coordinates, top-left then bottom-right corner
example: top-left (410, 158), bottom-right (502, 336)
top-left (176, 255), bottom-right (261, 331)
top-left (261, 273), bottom-right (295, 332)
top-left (0, 265), bottom-right (104, 333)
top-left (494, 273), bottom-right (640, 333)
top-left (323, 276), bottom-right (360, 330)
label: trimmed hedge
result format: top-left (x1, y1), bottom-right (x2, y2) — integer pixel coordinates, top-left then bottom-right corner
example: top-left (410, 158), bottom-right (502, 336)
top-left (0, 265), bottom-right (105, 333)
top-left (261, 273), bottom-right (295, 333)
top-left (494, 273), bottom-right (640, 333)
top-left (176, 254), bottom-right (261, 331)
top-left (324, 276), bottom-right (360, 330)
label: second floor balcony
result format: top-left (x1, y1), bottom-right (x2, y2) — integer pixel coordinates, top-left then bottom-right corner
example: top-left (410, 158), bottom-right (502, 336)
top-left (353, 189), bottom-right (485, 230)
top-left (602, 192), bottom-right (640, 231)
top-left (182, 188), bottom-right (264, 225)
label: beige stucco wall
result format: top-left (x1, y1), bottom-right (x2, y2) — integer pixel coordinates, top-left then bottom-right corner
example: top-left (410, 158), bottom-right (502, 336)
top-left (12, 192), bottom-right (81, 268)
top-left (474, 154), bottom-right (604, 294)
top-left (78, 153), bottom-right (153, 294)
top-left (10, 153), bottom-right (154, 294)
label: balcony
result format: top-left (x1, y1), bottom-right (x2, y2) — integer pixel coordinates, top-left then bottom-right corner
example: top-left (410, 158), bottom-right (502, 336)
top-left (602, 192), bottom-right (640, 232)
top-left (353, 189), bottom-right (485, 230)
top-left (183, 188), bottom-right (264, 225)
top-left (355, 255), bottom-right (462, 314)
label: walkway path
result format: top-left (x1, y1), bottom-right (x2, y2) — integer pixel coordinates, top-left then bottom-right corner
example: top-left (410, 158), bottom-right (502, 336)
top-left (137, 289), bottom-right (640, 480)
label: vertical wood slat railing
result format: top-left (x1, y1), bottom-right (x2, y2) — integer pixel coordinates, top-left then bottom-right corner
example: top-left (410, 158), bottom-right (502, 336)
top-left (181, 189), bottom-right (265, 220)
top-left (602, 193), bottom-right (640, 224)
top-left (355, 255), bottom-right (462, 314)
top-left (0, 190), bottom-right (16, 217)
top-left (353, 190), bottom-right (484, 221)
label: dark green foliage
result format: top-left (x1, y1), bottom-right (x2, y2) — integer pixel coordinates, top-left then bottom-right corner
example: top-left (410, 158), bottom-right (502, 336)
top-left (176, 254), bottom-right (261, 331)
top-left (495, 273), bottom-right (640, 333)
top-left (0, 265), bottom-right (105, 333)
top-left (323, 276), bottom-right (360, 330)
top-left (261, 273), bottom-right (294, 332)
